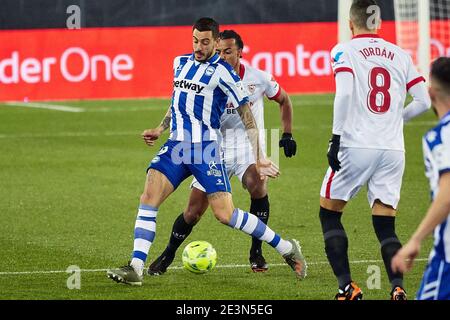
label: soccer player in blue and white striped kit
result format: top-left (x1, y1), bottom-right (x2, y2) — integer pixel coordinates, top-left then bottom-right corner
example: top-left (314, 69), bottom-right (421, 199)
top-left (392, 57), bottom-right (450, 300)
top-left (107, 17), bottom-right (306, 286)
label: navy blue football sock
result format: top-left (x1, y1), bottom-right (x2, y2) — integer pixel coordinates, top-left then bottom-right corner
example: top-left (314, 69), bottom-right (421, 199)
top-left (319, 206), bottom-right (351, 290)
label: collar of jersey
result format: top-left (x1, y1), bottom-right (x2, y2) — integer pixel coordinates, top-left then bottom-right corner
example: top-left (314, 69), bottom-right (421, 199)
top-left (440, 110), bottom-right (450, 124)
top-left (352, 33), bottom-right (380, 39)
top-left (190, 53), bottom-right (220, 65)
top-left (239, 64), bottom-right (246, 79)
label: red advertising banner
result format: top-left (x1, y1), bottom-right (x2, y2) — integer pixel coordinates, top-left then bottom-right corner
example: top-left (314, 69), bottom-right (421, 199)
top-left (0, 22), bottom-right (401, 101)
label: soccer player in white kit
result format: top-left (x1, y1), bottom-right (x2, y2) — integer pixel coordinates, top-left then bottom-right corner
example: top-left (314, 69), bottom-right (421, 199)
top-left (146, 30), bottom-right (298, 275)
top-left (318, 0), bottom-right (431, 300)
top-left (392, 57), bottom-right (450, 300)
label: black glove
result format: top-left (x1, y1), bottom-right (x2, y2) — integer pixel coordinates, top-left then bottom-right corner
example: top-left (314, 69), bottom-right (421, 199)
top-left (279, 132), bottom-right (297, 158)
top-left (327, 134), bottom-right (341, 172)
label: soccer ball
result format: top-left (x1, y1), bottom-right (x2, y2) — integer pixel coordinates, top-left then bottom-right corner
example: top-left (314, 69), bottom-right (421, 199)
top-left (182, 240), bottom-right (217, 274)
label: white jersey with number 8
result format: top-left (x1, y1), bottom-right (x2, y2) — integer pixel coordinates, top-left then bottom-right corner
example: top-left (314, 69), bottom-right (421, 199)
top-left (331, 34), bottom-right (425, 151)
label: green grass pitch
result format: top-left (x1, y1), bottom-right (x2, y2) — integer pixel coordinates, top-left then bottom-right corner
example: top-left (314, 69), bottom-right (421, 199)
top-left (0, 94), bottom-right (435, 300)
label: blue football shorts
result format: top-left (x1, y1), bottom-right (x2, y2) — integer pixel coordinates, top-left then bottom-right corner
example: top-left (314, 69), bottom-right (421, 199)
top-left (416, 254), bottom-right (450, 300)
top-left (147, 139), bottom-right (231, 195)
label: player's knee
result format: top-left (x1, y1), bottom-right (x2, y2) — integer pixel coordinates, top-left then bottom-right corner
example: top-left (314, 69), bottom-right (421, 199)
top-left (139, 192), bottom-right (154, 205)
top-left (184, 191), bottom-right (208, 224)
top-left (320, 197), bottom-right (346, 212)
top-left (213, 209), bottom-right (231, 225)
top-left (319, 206), bottom-right (345, 233)
top-left (247, 181), bottom-right (267, 199)
top-left (244, 171), bottom-right (267, 199)
top-left (140, 184), bottom-right (163, 205)
top-left (214, 212), bottom-right (230, 225)
top-left (372, 199), bottom-right (396, 216)
top-left (208, 192), bottom-right (233, 224)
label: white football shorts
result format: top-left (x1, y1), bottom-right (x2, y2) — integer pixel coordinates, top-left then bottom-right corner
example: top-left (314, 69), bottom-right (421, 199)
top-left (191, 146), bottom-right (256, 192)
top-left (320, 147), bottom-right (405, 209)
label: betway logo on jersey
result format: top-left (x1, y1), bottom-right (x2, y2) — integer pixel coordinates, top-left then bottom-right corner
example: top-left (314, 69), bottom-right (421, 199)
top-left (173, 79), bottom-right (205, 94)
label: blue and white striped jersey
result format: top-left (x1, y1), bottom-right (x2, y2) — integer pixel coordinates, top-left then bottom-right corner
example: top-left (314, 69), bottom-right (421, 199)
top-left (169, 53), bottom-right (249, 143)
top-left (423, 110), bottom-right (450, 263)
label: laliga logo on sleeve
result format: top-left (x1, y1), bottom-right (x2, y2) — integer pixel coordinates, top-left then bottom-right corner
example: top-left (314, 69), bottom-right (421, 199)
top-left (332, 52), bottom-right (345, 66)
top-left (333, 52), bottom-right (344, 62)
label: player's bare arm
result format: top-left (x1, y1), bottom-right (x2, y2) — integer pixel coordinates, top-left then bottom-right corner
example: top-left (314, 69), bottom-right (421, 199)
top-left (236, 103), bottom-right (259, 159)
top-left (392, 172), bottom-right (450, 273)
top-left (142, 106), bottom-right (171, 146)
top-left (274, 88), bottom-right (297, 158)
top-left (237, 103), bottom-right (280, 179)
top-left (160, 108), bottom-right (172, 132)
top-left (274, 88), bottom-right (293, 134)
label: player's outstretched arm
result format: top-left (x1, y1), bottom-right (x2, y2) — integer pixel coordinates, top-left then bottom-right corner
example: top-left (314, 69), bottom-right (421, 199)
top-left (274, 88), bottom-right (297, 158)
top-left (392, 172), bottom-right (450, 273)
top-left (142, 105), bottom-right (172, 147)
top-left (237, 103), bottom-right (280, 179)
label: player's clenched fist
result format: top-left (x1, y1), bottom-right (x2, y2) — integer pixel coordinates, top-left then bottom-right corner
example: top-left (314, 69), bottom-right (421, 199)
top-left (279, 132), bottom-right (297, 158)
top-left (327, 134), bottom-right (341, 172)
top-left (142, 127), bottom-right (164, 146)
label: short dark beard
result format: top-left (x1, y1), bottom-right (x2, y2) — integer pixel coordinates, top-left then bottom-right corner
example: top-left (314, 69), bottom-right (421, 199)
top-left (195, 50), bottom-right (214, 63)
top-left (194, 55), bottom-right (207, 63)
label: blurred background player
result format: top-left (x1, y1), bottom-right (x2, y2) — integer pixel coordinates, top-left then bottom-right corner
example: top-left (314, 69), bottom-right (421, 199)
top-left (318, 0), bottom-right (431, 300)
top-left (145, 29), bottom-right (297, 275)
top-left (392, 57), bottom-right (450, 300)
top-left (106, 18), bottom-right (306, 286)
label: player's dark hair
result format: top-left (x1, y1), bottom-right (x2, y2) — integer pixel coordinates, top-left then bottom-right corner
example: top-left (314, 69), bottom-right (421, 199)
top-left (193, 17), bottom-right (219, 39)
top-left (431, 57), bottom-right (450, 95)
top-left (219, 30), bottom-right (244, 50)
top-left (350, 0), bottom-right (380, 30)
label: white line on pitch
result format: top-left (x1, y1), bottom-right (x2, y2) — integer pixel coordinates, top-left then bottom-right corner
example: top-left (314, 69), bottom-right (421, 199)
top-left (4, 102), bottom-right (85, 113)
top-left (0, 258), bottom-right (428, 276)
top-left (0, 119), bottom-right (434, 139)
top-left (0, 131), bottom-right (139, 138)
top-left (85, 106), bottom-right (169, 112)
